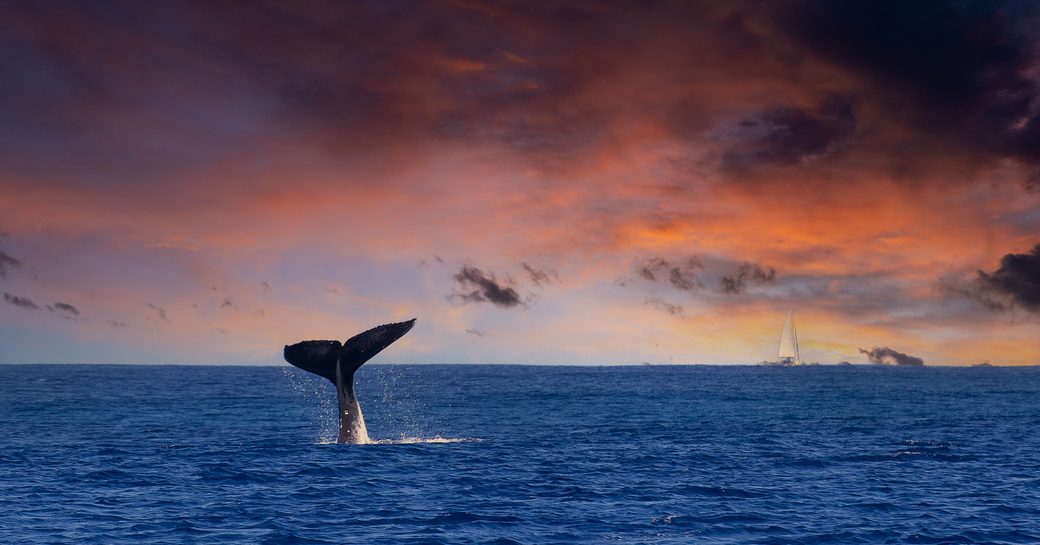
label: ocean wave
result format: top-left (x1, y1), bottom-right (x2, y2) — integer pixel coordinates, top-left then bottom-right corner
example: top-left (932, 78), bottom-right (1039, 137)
top-left (4, 364), bottom-right (1040, 544)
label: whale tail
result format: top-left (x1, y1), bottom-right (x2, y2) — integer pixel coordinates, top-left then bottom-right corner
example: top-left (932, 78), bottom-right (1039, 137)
top-left (284, 319), bottom-right (417, 383)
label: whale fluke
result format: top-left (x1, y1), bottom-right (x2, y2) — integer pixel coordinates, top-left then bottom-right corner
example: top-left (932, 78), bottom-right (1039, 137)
top-left (284, 318), bottom-right (416, 443)
top-left (283, 340), bottom-right (341, 382)
top-left (338, 319), bottom-right (417, 375)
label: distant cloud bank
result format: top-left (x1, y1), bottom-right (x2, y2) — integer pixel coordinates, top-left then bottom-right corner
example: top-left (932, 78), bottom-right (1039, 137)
top-left (858, 347), bottom-right (924, 366)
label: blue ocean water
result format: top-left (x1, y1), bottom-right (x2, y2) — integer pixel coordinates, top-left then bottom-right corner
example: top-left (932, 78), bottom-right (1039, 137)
top-left (1, 364), bottom-right (1039, 544)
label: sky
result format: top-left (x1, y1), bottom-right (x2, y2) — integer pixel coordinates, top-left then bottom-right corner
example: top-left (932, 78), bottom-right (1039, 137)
top-left (1, 0), bottom-right (1039, 366)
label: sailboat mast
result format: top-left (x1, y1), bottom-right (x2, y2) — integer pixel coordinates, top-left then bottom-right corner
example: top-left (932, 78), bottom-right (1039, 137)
top-left (792, 310), bottom-right (800, 365)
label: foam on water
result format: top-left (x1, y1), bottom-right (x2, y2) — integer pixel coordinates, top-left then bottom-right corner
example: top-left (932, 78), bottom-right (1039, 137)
top-left (316, 436), bottom-right (482, 445)
top-left (373, 436), bottom-right (482, 444)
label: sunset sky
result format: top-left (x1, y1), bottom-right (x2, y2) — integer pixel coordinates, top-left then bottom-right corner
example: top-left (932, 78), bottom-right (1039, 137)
top-left (2, 1), bottom-right (1039, 365)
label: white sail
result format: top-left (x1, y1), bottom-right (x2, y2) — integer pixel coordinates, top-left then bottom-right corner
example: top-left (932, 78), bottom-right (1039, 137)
top-left (777, 308), bottom-right (800, 365)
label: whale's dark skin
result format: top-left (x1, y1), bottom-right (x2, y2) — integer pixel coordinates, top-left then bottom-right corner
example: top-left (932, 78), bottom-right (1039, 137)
top-left (284, 319), bottom-right (416, 444)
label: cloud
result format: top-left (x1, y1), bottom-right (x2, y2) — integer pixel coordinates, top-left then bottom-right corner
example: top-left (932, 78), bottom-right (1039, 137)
top-left (719, 263), bottom-right (777, 295)
top-left (637, 257), bottom-right (703, 292)
top-left (3, 291), bottom-right (39, 310)
top-left (465, 328), bottom-right (488, 337)
top-left (419, 255), bottom-right (447, 268)
top-left (146, 303), bottom-right (168, 322)
top-left (788, 2), bottom-right (1032, 122)
top-left (637, 258), bottom-right (668, 282)
top-left (0, 251), bottom-right (22, 279)
top-left (449, 262), bottom-right (556, 308)
top-left (972, 243), bottom-right (1040, 313)
top-left (46, 302), bottom-right (81, 318)
top-left (521, 262), bottom-right (559, 287)
top-left (0, 1), bottom-right (1038, 366)
top-left (637, 256), bottom-right (776, 296)
top-left (783, 1), bottom-right (1040, 186)
top-left (2, 0), bottom-right (1038, 194)
top-left (945, 278), bottom-right (1009, 314)
top-left (645, 297), bottom-right (685, 317)
top-left (858, 346), bottom-right (925, 366)
top-left (451, 265), bottom-right (522, 308)
top-left (3, 292), bottom-right (82, 318)
top-left (721, 95), bottom-right (856, 172)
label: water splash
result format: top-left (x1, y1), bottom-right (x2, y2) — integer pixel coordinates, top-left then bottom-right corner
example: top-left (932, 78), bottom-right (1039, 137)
top-left (282, 367), bottom-right (338, 443)
top-left (285, 365), bottom-right (460, 444)
top-left (373, 436), bottom-right (482, 445)
top-left (315, 436), bottom-right (482, 445)
top-left (363, 365), bottom-right (427, 438)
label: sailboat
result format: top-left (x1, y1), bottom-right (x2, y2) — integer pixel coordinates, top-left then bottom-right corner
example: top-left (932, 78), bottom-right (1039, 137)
top-left (777, 308), bottom-right (800, 366)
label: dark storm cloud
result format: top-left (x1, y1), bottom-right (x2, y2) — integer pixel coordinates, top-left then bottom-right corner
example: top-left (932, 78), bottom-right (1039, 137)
top-left (47, 302), bottom-right (80, 317)
top-left (0, 0), bottom-right (594, 169)
top-left (3, 0), bottom-right (1039, 196)
top-left (0, 1), bottom-right (774, 183)
top-left (3, 291), bottom-right (39, 310)
top-left (722, 95), bottom-right (856, 172)
top-left (784, 0), bottom-right (1040, 183)
top-left (719, 263), bottom-right (778, 295)
top-left (858, 346), bottom-right (925, 366)
top-left (0, 3), bottom-right (388, 178)
top-left (971, 244), bottom-right (1040, 313)
top-left (787, 1), bottom-right (1032, 123)
top-left (0, 250), bottom-right (22, 278)
top-left (451, 266), bottom-right (522, 308)
top-left (0, 2), bottom-right (286, 178)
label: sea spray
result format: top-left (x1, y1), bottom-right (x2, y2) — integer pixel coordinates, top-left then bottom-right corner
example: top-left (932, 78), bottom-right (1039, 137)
top-left (282, 366), bottom-right (338, 443)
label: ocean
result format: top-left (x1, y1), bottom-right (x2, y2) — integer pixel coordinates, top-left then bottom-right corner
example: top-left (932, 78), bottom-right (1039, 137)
top-left (1, 364), bottom-right (1039, 544)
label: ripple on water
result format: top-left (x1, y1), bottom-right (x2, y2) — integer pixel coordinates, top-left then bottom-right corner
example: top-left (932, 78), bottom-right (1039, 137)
top-left (2, 364), bottom-right (1040, 544)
